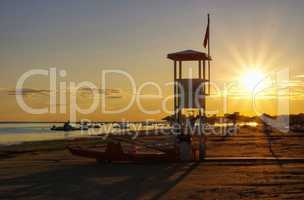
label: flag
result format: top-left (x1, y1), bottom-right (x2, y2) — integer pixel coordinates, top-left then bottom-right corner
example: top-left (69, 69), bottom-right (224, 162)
top-left (203, 21), bottom-right (209, 48)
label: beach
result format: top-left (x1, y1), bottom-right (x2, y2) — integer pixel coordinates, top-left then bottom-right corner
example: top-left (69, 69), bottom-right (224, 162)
top-left (0, 126), bottom-right (304, 199)
top-left (1, 0), bottom-right (304, 199)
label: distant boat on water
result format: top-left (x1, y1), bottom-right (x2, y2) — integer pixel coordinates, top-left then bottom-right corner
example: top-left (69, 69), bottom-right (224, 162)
top-left (51, 121), bottom-right (88, 131)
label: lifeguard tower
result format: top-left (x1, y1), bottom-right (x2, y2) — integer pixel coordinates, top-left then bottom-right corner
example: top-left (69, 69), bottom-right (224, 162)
top-left (167, 49), bottom-right (211, 133)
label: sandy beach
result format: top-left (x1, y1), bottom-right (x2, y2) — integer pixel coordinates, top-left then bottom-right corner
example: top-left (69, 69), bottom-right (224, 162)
top-left (0, 126), bottom-right (304, 200)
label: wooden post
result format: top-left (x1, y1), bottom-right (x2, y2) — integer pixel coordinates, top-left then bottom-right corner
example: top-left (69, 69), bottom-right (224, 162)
top-left (178, 61), bottom-right (182, 125)
top-left (198, 60), bottom-right (202, 136)
top-left (203, 60), bottom-right (206, 95)
top-left (208, 61), bottom-right (210, 95)
top-left (174, 60), bottom-right (177, 121)
top-left (203, 61), bottom-right (206, 117)
top-left (198, 60), bottom-right (202, 79)
top-left (179, 60), bottom-right (182, 79)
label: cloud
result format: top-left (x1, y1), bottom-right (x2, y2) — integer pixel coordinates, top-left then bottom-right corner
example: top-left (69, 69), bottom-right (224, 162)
top-left (77, 88), bottom-right (122, 99)
top-left (7, 88), bottom-right (50, 96)
top-left (3, 87), bottom-right (122, 97)
top-left (78, 88), bottom-right (121, 95)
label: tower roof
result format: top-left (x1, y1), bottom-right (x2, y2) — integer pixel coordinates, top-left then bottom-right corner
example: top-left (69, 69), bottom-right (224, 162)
top-left (167, 49), bottom-right (211, 61)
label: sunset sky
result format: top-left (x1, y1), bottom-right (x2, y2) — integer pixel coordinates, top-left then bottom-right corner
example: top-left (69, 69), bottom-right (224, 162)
top-left (0, 0), bottom-right (304, 121)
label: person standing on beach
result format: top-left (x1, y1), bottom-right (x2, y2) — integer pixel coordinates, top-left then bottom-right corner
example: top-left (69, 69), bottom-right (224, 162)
top-left (177, 132), bottom-right (192, 161)
top-left (199, 134), bottom-right (207, 160)
top-left (261, 113), bottom-right (277, 158)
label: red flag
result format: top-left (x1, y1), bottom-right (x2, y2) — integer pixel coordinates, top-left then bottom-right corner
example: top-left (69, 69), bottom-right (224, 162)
top-left (203, 22), bottom-right (209, 48)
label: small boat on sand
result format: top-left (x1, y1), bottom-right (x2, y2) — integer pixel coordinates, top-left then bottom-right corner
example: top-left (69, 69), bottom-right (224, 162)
top-left (67, 139), bottom-right (179, 163)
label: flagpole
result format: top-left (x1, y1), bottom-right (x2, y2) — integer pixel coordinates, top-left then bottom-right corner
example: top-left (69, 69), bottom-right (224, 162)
top-left (207, 13), bottom-right (210, 59)
top-left (207, 13), bottom-right (210, 96)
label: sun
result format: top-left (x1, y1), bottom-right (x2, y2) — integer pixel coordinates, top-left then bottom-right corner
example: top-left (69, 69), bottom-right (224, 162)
top-left (240, 69), bottom-right (265, 91)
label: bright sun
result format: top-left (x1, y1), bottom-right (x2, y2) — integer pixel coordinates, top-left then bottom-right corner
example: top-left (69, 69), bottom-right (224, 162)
top-left (240, 69), bottom-right (265, 91)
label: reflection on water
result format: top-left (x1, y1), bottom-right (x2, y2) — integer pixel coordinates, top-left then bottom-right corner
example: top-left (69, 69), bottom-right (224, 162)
top-left (213, 122), bottom-right (258, 127)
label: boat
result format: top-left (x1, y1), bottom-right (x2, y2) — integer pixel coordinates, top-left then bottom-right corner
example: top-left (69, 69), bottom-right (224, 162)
top-left (50, 122), bottom-right (88, 131)
top-left (67, 143), bottom-right (129, 162)
top-left (52, 127), bottom-right (88, 131)
top-left (51, 126), bottom-right (88, 131)
top-left (67, 139), bottom-right (179, 163)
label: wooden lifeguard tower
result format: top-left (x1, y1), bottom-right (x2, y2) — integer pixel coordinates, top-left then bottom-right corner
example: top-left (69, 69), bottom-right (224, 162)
top-left (167, 50), bottom-right (211, 133)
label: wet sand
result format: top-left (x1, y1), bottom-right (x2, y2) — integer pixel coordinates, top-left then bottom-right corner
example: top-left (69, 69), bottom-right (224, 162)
top-left (0, 127), bottom-right (304, 199)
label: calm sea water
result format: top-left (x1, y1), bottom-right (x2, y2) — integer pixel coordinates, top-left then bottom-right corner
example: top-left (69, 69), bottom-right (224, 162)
top-left (0, 123), bottom-right (169, 145)
top-left (0, 122), bottom-right (257, 145)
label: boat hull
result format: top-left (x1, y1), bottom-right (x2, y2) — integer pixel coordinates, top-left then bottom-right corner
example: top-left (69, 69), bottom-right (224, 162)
top-left (67, 146), bottom-right (178, 163)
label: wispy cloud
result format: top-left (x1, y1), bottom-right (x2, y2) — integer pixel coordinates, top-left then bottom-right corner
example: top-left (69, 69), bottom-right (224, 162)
top-left (77, 88), bottom-right (122, 99)
top-left (2, 87), bottom-right (123, 99)
top-left (7, 88), bottom-right (50, 96)
top-left (78, 88), bottom-right (121, 95)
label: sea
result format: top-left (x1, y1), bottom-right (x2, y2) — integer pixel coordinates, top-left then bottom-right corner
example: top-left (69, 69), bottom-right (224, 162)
top-left (0, 122), bottom-right (169, 145)
top-left (0, 122), bottom-right (257, 146)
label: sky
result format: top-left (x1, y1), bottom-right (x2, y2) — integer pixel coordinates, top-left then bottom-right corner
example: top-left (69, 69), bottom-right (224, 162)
top-left (0, 0), bottom-right (304, 121)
